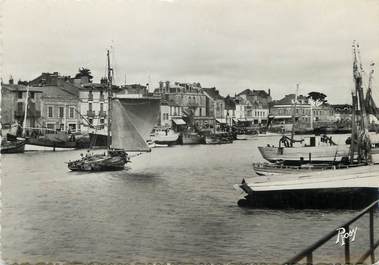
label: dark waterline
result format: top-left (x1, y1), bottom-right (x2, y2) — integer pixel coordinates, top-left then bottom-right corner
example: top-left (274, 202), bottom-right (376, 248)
top-left (2, 135), bottom-right (378, 263)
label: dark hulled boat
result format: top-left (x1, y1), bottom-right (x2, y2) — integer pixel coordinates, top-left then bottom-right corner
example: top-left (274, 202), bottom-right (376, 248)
top-left (68, 97), bottom-right (160, 171)
top-left (67, 50), bottom-right (160, 171)
top-left (1, 138), bottom-right (26, 154)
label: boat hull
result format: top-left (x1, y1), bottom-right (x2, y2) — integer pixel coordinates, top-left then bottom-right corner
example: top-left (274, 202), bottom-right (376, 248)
top-left (238, 187), bottom-right (379, 209)
top-left (205, 135), bottom-right (232, 144)
top-left (258, 145), bottom-right (350, 165)
top-left (67, 152), bottom-right (128, 171)
top-left (1, 140), bottom-right (26, 154)
top-left (26, 137), bottom-right (77, 148)
top-left (150, 130), bottom-right (179, 145)
top-left (180, 133), bottom-right (204, 145)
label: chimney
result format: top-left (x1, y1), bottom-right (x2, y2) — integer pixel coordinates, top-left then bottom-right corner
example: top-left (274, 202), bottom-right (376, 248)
top-left (9, 76), bottom-right (14, 85)
top-left (268, 88), bottom-right (271, 96)
top-left (159, 81), bottom-right (164, 92)
top-left (165, 81), bottom-right (170, 93)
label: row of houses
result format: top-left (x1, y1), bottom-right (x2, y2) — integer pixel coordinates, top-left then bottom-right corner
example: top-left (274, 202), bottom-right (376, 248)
top-left (154, 81), bottom-right (349, 130)
top-left (1, 72), bottom-right (354, 135)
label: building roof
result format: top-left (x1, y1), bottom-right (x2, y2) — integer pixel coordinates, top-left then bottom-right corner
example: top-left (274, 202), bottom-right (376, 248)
top-left (203, 87), bottom-right (224, 100)
top-left (273, 94), bottom-right (309, 105)
top-left (38, 86), bottom-right (78, 100)
top-left (237, 89), bottom-right (270, 98)
top-left (80, 83), bottom-right (122, 92)
top-left (2, 84), bottom-right (43, 93)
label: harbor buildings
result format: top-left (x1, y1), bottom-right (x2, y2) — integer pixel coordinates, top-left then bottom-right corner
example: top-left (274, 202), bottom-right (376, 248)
top-left (1, 81), bottom-right (43, 131)
top-left (224, 95), bottom-right (236, 126)
top-left (78, 82), bottom-right (109, 132)
top-left (202, 87), bottom-right (225, 119)
top-left (234, 89), bottom-right (271, 126)
top-left (270, 94), bottom-right (335, 131)
top-left (115, 83), bottom-right (149, 98)
top-left (154, 81), bottom-right (211, 128)
top-left (28, 72), bottom-right (81, 132)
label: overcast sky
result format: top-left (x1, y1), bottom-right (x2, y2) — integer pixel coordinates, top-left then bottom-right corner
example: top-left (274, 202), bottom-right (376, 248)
top-left (2, 0), bottom-right (379, 103)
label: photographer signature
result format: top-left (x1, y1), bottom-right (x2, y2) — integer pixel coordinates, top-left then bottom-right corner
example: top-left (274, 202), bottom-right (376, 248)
top-left (336, 226), bottom-right (358, 246)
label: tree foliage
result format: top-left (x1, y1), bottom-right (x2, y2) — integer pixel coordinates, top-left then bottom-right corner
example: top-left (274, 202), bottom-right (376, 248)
top-left (307, 91), bottom-right (327, 106)
top-left (75, 67), bottom-right (93, 82)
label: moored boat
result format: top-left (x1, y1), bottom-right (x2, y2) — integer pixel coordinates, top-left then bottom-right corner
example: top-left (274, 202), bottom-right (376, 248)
top-left (26, 131), bottom-right (77, 148)
top-left (252, 162), bottom-right (362, 176)
top-left (258, 143), bottom-right (350, 166)
top-left (235, 164), bottom-right (379, 209)
top-left (1, 138), bottom-right (26, 154)
top-left (180, 132), bottom-right (204, 145)
top-left (150, 127), bottom-right (179, 145)
top-left (204, 132), bottom-right (233, 144)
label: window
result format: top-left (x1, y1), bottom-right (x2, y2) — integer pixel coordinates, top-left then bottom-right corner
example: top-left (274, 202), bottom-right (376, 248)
top-left (59, 107), bottom-right (64, 118)
top-left (47, 123), bottom-right (55, 130)
top-left (89, 103), bottom-right (92, 111)
top-left (89, 119), bottom-right (93, 125)
top-left (100, 103), bottom-right (104, 111)
top-left (60, 124), bottom-right (64, 130)
top-left (88, 91), bottom-right (93, 100)
top-left (18, 92), bottom-right (23, 99)
top-left (17, 102), bottom-right (23, 112)
top-left (69, 107), bottom-right (75, 118)
top-left (30, 92), bottom-right (35, 99)
top-left (48, 106), bottom-right (53, 118)
top-left (68, 124), bottom-right (76, 132)
top-left (100, 119), bottom-right (105, 129)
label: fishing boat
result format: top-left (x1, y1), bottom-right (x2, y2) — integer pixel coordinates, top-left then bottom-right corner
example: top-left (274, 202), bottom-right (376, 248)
top-left (150, 127), bottom-right (179, 145)
top-left (258, 141), bottom-right (350, 165)
top-left (235, 164), bottom-right (379, 209)
top-left (180, 131), bottom-right (204, 145)
top-left (1, 137), bottom-right (26, 154)
top-left (234, 42), bottom-right (379, 209)
top-left (26, 129), bottom-right (77, 149)
top-left (258, 84), bottom-right (350, 165)
top-left (205, 132), bottom-right (233, 144)
top-left (1, 122), bottom-right (26, 153)
top-left (146, 139), bottom-right (168, 148)
top-left (67, 50), bottom-right (160, 171)
top-left (252, 162), bottom-right (363, 176)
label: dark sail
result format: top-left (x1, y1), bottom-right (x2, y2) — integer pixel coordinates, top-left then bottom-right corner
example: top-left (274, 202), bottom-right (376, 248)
top-left (365, 87), bottom-right (377, 115)
top-left (111, 97), bottom-right (160, 152)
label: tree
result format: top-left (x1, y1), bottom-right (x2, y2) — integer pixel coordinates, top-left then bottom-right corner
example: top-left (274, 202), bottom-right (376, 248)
top-left (307, 91), bottom-right (327, 107)
top-left (75, 67), bottom-right (93, 83)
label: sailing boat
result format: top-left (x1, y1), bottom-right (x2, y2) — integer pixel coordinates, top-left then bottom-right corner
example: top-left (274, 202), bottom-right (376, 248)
top-left (1, 85), bottom-right (29, 154)
top-left (67, 50), bottom-right (160, 171)
top-left (257, 84), bottom-right (350, 166)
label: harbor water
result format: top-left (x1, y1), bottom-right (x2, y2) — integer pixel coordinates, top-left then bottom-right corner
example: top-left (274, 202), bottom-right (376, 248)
top-left (2, 134), bottom-right (378, 263)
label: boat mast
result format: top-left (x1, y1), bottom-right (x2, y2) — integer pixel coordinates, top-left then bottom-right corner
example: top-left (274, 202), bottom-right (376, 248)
top-left (290, 83), bottom-right (299, 146)
top-left (352, 41), bottom-right (370, 163)
top-left (22, 85), bottom-right (30, 137)
top-left (350, 89), bottom-right (358, 164)
top-left (107, 50), bottom-right (113, 150)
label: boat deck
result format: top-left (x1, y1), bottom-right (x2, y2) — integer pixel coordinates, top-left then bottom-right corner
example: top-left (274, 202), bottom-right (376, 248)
top-left (237, 164), bottom-right (379, 209)
top-left (245, 164), bottom-right (379, 191)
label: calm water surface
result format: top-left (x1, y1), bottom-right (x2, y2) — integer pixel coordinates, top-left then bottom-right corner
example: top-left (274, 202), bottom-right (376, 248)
top-left (2, 134), bottom-right (378, 263)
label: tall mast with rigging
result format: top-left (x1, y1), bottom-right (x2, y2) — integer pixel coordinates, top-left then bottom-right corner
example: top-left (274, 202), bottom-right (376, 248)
top-left (352, 41), bottom-right (371, 163)
top-left (290, 83), bottom-right (299, 146)
top-left (107, 50), bottom-right (113, 150)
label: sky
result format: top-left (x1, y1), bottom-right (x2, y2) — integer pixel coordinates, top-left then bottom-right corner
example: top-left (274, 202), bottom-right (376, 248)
top-left (2, 0), bottom-right (379, 103)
